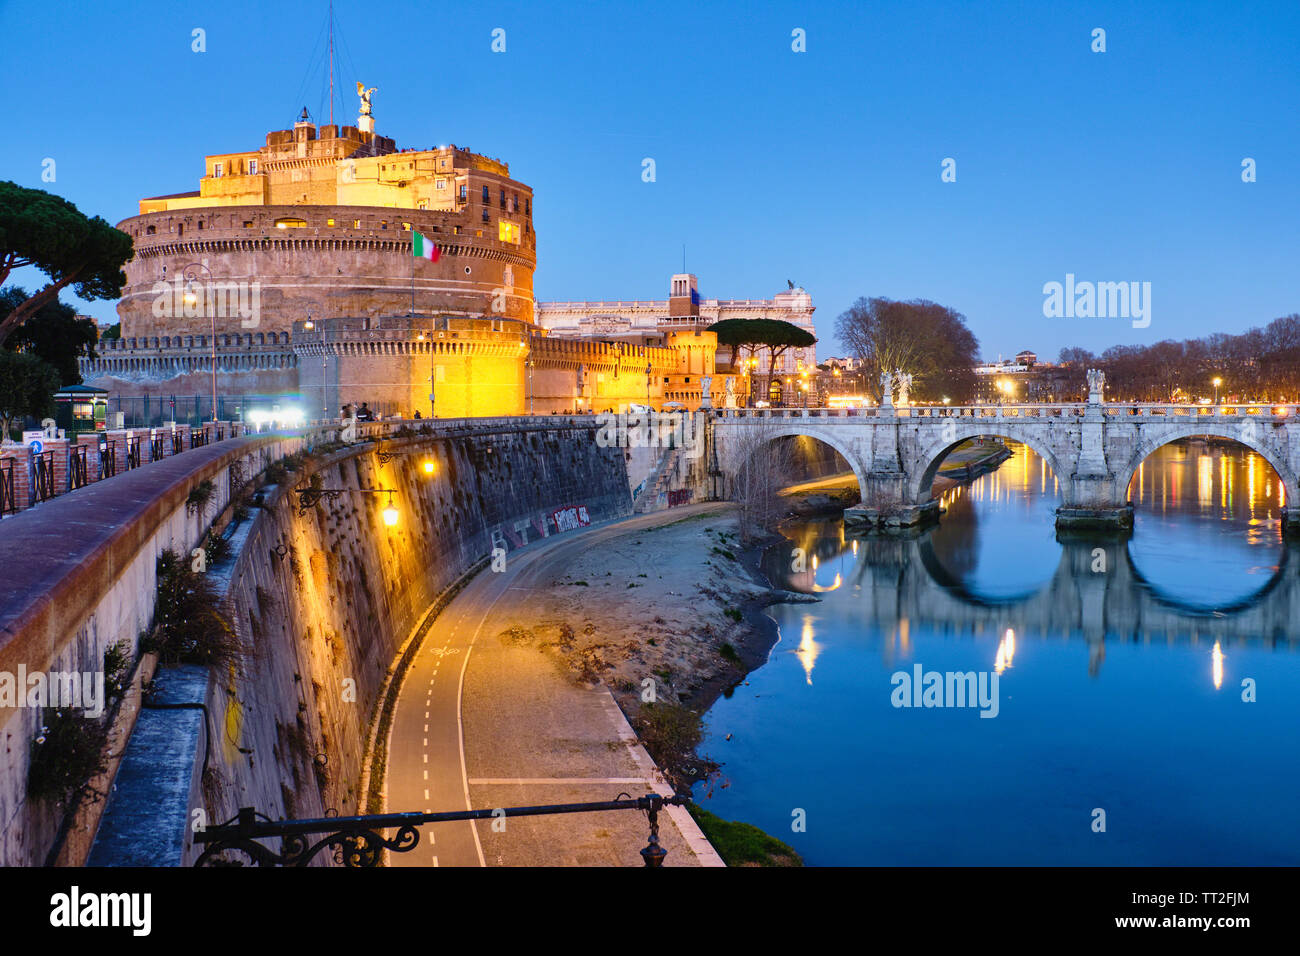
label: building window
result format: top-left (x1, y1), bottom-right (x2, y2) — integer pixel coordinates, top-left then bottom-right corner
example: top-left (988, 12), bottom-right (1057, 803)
top-left (498, 221), bottom-right (521, 244)
top-left (526, 198), bottom-right (531, 216)
top-left (453, 225), bottom-right (461, 235)
top-left (327, 218), bottom-right (335, 226)
top-left (274, 217), bottom-right (307, 229)
top-left (417, 199), bottom-right (428, 210)
top-left (481, 209), bottom-right (489, 223)
top-left (481, 185), bottom-right (490, 203)
top-left (500, 188), bottom-right (506, 209)
top-left (403, 222), bottom-right (411, 231)
top-left (242, 221), bottom-right (253, 228)
top-left (213, 162), bottom-right (224, 178)
top-left (436, 178), bottom-right (447, 190)
top-left (353, 219), bottom-right (360, 228)
top-left (248, 159), bottom-right (258, 175)
top-left (458, 184), bottom-right (467, 201)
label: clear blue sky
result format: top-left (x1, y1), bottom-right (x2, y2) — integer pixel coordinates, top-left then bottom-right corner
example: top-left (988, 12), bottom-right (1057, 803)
top-left (2, 0), bottom-right (1297, 360)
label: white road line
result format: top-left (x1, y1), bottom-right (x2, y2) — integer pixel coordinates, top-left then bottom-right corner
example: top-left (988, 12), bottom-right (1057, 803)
top-left (468, 777), bottom-right (657, 786)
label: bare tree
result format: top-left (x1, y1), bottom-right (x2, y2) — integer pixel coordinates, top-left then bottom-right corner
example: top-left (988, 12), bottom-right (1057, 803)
top-left (729, 423), bottom-right (799, 543)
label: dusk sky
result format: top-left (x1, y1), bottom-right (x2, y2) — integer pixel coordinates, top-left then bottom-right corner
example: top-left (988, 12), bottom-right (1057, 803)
top-left (2, 0), bottom-right (1297, 360)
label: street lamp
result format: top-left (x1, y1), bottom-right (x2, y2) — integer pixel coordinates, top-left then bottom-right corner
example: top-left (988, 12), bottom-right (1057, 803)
top-left (1213, 376), bottom-right (1223, 405)
top-left (645, 362), bottom-right (652, 406)
top-left (181, 261), bottom-right (219, 423)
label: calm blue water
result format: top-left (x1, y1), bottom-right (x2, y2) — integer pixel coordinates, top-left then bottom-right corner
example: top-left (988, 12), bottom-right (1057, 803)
top-left (698, 442), bottom-right (1300, 865)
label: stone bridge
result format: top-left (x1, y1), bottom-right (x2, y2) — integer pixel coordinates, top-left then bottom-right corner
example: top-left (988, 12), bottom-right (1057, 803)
top-left (711, 396), bottom-right (1300, 532)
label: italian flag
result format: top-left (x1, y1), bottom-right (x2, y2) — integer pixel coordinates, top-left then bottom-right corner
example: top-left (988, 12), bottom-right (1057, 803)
top-left (413, 230), bottom-right (440, 262)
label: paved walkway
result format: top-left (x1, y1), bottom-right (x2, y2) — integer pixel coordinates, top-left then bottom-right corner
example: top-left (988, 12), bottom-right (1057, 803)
top-left (384, 505), bottom-right (726, 867)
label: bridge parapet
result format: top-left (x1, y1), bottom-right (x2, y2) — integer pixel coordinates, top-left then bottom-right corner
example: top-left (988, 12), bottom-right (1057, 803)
top-left (710, 403), bottom-right (1300, 534)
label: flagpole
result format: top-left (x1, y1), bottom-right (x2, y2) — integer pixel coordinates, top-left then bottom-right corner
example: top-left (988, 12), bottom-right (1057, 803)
top-left (410, 235), bottom-right (415, 318)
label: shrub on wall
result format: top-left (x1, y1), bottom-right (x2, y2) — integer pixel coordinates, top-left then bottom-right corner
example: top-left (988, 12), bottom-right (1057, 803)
top-left (143, 549), bottom-right (239, 668)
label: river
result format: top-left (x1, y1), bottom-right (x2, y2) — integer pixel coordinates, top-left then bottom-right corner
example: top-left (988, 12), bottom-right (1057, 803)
top-left (698, 440), bottom-right (1300, 865)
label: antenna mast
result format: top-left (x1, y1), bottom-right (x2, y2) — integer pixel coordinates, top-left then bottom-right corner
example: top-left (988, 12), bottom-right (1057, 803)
top-left (328, 0), bottom-right (335, 127)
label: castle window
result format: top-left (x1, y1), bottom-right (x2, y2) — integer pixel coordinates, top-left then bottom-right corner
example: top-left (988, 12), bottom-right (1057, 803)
top-left (481, 209), bottom-right (489, 223)
top-left (213, 162), bottom-right (224, 177)
top-left (436, 178), bottom-right (447, 190)
top-left (500, 188), bottom-right (506, 209)
top-left (275, 217), bottom-right (307, 228)
top-left (248, 159), bottom-right (258, 175)
top-left (402, 222), bottom-right (411, 231)
top-left (327, 218), bottom-right (335, 226)
top-left (498, 221), bottom-right (521, 244)
top-left (146, 225), bottom-right (156, 235)
top-left (243, 221), bottom-right (253, 228)
top-left (453, 225), bottom-right (461, 235)
top-left (526, 199), bottom-right (531, 216)
top-left (459, 184), bottom-right (467, 201)
top-left (481, 185), bottom-right (490, 202)
top-left (417, 199), bottom-right (428, 210)
top-left (353, 219), bottom-right (360, 228)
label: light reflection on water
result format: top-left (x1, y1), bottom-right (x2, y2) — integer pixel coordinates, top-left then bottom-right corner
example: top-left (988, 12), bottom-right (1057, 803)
top-left (697, 441), bottom-right (1300, 865)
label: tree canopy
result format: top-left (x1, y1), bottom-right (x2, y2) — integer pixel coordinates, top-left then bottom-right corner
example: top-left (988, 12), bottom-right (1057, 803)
top-left (1058, 314), bottom-right (1300, 402)
top-left (0, 181), bottom-right (133, 346)
top-left (0, 287), bottom-right (98, 385)
top-left (834, 297), bottom-right (980, 402)
top-left (707, 317), bottom-right (817, 387)
top-left (0, 350), bottom-right (60, 438)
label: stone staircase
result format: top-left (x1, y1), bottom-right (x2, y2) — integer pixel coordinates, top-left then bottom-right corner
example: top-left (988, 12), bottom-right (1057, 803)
top-left (633, 445), bottom-right (682, 514)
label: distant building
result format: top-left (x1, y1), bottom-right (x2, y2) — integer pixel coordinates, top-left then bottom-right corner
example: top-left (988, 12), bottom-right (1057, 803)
top-left (537, 274), bottom-right (816, 376)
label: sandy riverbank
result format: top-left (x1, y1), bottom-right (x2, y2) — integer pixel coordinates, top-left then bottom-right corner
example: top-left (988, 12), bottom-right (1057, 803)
top-left (482, 504), bottom-right (808, 785)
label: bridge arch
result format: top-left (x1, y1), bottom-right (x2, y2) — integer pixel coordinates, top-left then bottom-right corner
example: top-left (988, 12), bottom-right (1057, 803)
top-left (907, 423), bottom-right (1070, 504)
top-left (1117, 425), bottom-right (1300, 506)
top-left (717, 421), bottom-right (869, 503)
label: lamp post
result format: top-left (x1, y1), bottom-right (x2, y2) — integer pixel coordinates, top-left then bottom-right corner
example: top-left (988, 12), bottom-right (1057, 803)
top-left (294, 485), bottom-right (399, 525)
top-left (1213, 376), bottom-right (1222, 406)
top-left (181, 262), bottom-right (218, 423)
top-left (645, 362), bottom-right (652, 406)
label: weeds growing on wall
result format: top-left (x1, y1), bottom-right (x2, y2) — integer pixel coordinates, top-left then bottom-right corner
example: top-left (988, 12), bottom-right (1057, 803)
top-left (27, 707), bottom-right (110, 806)
top-left (185, 478), bottom-right (215, 516)
top-left (144, 549), bottom-right (239, 668)
top-left (103, 639), bottom-right (132, 699)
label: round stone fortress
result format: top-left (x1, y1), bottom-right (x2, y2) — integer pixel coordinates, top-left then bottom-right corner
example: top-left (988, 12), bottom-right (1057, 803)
top-left (116, 203), bottom-right (535, 337)
top-left (113, 111), bottom-right (536, 338)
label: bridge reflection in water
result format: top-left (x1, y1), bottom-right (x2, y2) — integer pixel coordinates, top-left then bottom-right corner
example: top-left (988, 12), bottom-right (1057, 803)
top-left (766, 441), bottom-right (1294, 680)
top-left (699, 440), bottom-right (1300, 865)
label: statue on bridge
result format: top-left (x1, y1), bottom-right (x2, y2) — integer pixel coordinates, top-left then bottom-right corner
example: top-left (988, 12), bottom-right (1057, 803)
top-left (879, 369), bottom-right (894, 407)
top-left (1087, 368), bottom-right (1106, 404)
top-left (896, 370), bottom-right (913, 407)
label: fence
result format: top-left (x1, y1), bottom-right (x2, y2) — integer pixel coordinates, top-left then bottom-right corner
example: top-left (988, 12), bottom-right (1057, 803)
top-left (105, 394), bottom-right (303, 428)
top-left (70, 447), bottom-right (88, 491)
top-left (0, 460), bottom-right (14, 515)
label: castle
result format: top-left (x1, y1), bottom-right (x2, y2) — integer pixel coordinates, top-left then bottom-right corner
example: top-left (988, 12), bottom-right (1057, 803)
top-left (81, 94), bottom-right (815, 420)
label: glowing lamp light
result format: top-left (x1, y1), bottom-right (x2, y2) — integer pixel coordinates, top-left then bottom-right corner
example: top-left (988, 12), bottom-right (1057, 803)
top-left (422, 459), bottom-right (436, 475)
top-left (303, 320), bottom-right (315, 330)
top-left (379, 496), bottom-right (400, 528)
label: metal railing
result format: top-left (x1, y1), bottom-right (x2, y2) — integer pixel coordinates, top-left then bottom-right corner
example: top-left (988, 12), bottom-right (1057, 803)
top-left (0, 460), bottom-right (15, 515)
top-left (150, 435), bottom-right (165, 461)
top-left (172, 432), bottom-right (184, 456)
top-left (124, 437), bottom-right (142, 471)
top-left (69, 446), bottom-right (89, 491)
top-left (195, 793), bottom-right (686, 867)
top-left (100, 441), bottom-right (116, 479)
top-left (32, 451), bottom-right (56, 504)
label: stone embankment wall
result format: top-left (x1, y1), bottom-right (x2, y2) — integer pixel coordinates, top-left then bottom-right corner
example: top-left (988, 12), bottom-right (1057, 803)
top-left (0, 432), bottom-right (315, 866)
top-left (182, 420), bottom-right (631, 863)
